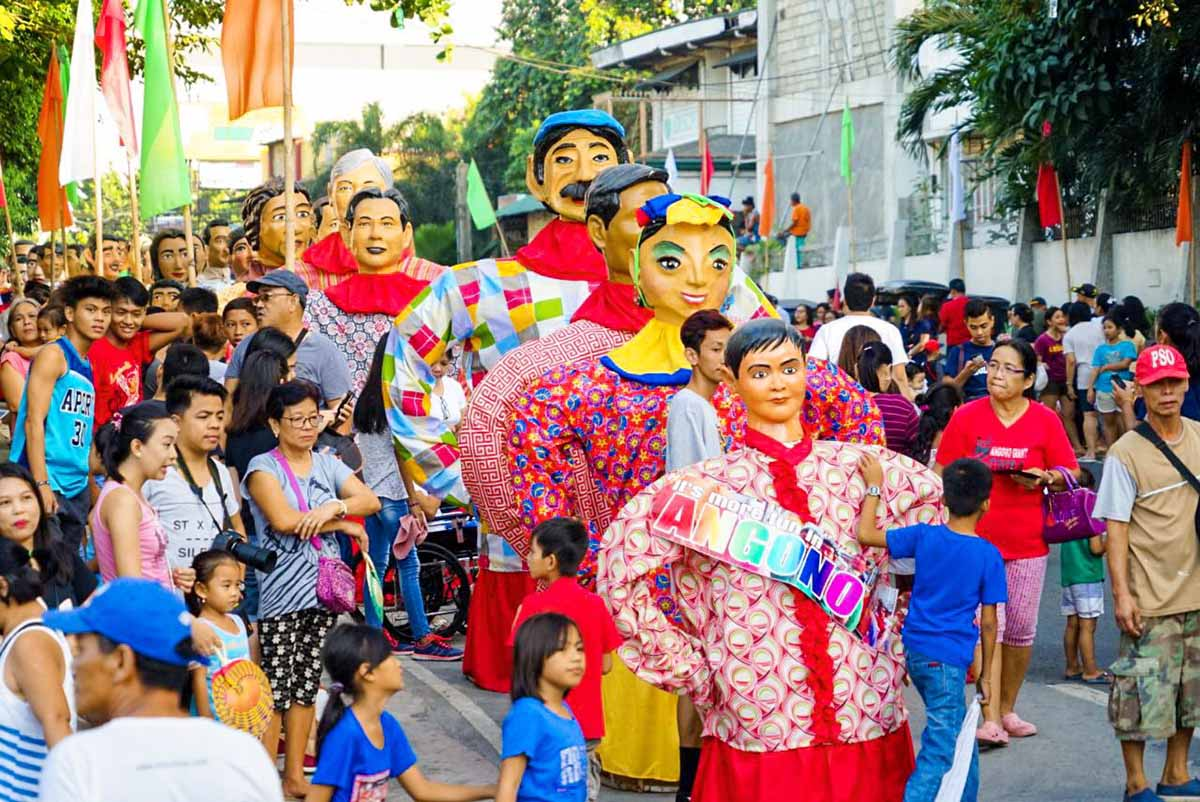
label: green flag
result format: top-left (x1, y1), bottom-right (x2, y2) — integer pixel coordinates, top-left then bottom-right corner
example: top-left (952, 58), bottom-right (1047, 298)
top-left (56, 44), bottom-right (80, 209)
top-left (465, 159), bottom-right (497, 230)
top-left (134, 0), bottom-right (190, 217)
top-left (840, 100), bottom-right (855, 186)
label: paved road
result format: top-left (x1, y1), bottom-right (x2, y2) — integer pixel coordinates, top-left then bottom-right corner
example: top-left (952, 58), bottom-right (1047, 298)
top-left (388, 541), bottom-right (1199, 801)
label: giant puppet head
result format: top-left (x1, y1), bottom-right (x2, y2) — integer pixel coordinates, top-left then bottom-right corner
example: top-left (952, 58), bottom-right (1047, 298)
top-left (526, 109), bottom-right (631, 223)
top-left (241, 177), bottom-right (315, 269)
top-left (721, 317), bottom-right (809, 442)
top-left (345, 187), bottom-right (414, 274)
top-left (328, 149), bottom-right (394, 244)
top-left (631, 194), bottom-right (736, 329)
top-left (584, 163), bottom-right (670, 285)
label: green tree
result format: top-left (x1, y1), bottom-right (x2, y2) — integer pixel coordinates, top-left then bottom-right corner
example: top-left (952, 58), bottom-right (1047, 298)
top-left (894, 0), bottom-right (1199, 215)
top-left (463, 0), bottom-right (754, 198)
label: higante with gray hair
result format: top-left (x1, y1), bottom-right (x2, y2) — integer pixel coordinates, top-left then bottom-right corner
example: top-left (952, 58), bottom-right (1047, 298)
top-left (329, 148), bottom-right (394, 190)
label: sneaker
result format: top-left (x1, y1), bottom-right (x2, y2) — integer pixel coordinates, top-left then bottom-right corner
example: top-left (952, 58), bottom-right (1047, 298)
top-left (303, 754), bottom-right (317, 776)
top-left (1157, 778), bottom-right (1200, 799)
top-left (976, 720), bottom-right (1009, 748)
top-left (1001, 711), bottom-right (1038, 738)
top-left (385, 630), bottom-right (415, 655)
top-left (412, 634), bottom-right (464, 662)
top-left (1127, 789), bottom-right (1166, 802)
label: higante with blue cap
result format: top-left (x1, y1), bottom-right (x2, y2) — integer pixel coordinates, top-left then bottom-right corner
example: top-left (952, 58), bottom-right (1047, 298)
top-left (526, 109), bottom-right (630, 224)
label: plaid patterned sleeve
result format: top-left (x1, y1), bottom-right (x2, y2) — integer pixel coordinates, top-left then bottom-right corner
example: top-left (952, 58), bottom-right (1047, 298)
top-left (383, 258), bottom-right (593, 505)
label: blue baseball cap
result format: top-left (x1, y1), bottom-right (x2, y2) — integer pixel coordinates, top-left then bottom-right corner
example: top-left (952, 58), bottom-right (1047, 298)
top-left (43, 578), bottom-right (196, 667)
top-left (247, 269), bottom-right (309, 303)
top-left (533, 109), bottom-right (625, 146)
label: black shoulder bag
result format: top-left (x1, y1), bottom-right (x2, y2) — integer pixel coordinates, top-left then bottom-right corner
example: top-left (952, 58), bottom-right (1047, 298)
top-left (1134, 422), bottom-right (1200, 538)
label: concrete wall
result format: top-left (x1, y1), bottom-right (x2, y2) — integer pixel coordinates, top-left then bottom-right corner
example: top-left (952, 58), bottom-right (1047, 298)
top-left (764, 229), bottom-right (1185, 309)
top-left (773, 103), bottom-right (885, 248)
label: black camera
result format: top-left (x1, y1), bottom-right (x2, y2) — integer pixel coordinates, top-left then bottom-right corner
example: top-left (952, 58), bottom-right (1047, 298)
top-left (212, 530), bottom-right (278, 573)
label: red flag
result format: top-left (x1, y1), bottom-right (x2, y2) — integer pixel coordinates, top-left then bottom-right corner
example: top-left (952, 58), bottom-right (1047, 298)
top-left (96, 0), bottom-right (138, 156)
top-left (0, 172), bottom-right (7, 209)
top-left (1036, 163), bottom-right (1062, 228)
top-left (221, 0), bottom-right (294, 120)
top-left (37, 48), bottom-right (73, 232)
top-left (1177, 140), bottom-right (1193, 247)
top-left (758, 153), bottom-right (775, 237)
top-left (699, 133), bottom-right (714, 195)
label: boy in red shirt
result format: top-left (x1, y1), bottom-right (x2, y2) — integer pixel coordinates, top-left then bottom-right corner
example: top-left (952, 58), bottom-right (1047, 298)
top-left (89, 276), bottom-right (191, 426)
top-left (509, 517), bottom-right (623, 802)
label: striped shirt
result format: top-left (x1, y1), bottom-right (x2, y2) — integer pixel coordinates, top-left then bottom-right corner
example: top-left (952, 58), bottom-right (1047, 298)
top-left (875, 392), bottom-right (921, 460)
top-left (242, 451), bottom-right (352, 620)
top-left (0, 620), bottom-right (75, 801)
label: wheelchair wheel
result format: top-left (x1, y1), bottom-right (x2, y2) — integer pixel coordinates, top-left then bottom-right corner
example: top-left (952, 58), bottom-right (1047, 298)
top-left (379, 541), bottom-right (471, 641)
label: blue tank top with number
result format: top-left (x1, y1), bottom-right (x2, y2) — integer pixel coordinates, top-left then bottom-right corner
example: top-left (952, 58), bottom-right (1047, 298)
top-left (11, 337), bottom-right (95, 497)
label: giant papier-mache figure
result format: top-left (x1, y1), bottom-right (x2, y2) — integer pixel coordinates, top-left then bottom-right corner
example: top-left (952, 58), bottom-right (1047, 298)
top-left (598, 317), bottom-right (944, 802)
top-left (503, 194), bottom-right (885, 785)
top-left (304, 148), bottom-right (444, 289)
top-left (305, 187), bottom-right (444, 391)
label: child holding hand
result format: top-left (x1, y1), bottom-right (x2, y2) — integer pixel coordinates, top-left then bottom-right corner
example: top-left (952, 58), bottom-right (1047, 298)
top-left (306, 624), bottom-right (496, 802)
top-left (857, 454), bottom-right (1007, 802)
top-left (498, 613), bottom-right (589, 802)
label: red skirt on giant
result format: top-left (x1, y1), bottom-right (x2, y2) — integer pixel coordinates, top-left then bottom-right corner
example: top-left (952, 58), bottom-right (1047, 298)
top-left (693, 725), bottom-right (915, 802)
top-left (462, 566), bottom-right (535, 693)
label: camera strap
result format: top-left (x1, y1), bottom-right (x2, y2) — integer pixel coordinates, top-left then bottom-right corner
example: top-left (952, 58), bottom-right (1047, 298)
top-left (177, 456), bottom-right (234, 532)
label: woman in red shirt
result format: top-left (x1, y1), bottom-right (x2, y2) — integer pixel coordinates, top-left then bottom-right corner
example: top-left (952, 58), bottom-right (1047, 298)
top-left (935, 339), bottom-right (1079, 747)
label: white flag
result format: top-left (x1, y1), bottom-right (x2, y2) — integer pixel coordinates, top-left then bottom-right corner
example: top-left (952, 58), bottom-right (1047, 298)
top-left (59, 0), bottom-right (98, 186)
top-left (664, 148), bottom-right (680, 188)
top-left (948, 132), bottom-right (966, 223)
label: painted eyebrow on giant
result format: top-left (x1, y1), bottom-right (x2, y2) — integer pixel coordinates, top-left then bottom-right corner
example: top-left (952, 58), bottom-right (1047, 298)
top-left (708, 244), bottom-right (732, 259)
top-left (652, 241), bottom-right (686, 258)
top-left (551, 141), bottom-right (581, 154)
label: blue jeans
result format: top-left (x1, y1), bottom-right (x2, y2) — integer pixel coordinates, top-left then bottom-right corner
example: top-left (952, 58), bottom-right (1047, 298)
top-left (363, 497), bottom-right (430, 639)
top-left (905, 650), bottom-right (978, 802)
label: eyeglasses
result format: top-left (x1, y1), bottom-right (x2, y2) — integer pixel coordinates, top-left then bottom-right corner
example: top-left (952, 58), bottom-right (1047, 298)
top-left (986, 361), bottom-right (1026, 377)
top-left (254, 291), bottom-right (293, 304)
top-left (281, 414), bottom-right (321, 429)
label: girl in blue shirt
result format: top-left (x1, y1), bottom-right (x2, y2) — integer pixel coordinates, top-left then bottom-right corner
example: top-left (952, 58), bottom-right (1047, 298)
top-left (308, 624), bottom-right (495, 802)
top-left (498, 613), bottom-right (588, 802)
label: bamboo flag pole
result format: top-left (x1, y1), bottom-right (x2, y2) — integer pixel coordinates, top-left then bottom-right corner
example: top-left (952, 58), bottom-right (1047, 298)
top-left (93, 108), bottom-right (103, 277)
top-left (281, 0), bottom-right (296, 273)
top-left (1055, 170), bottom-right (1072, 292)
top-left (847, 177), bottom-right (856, 267)
top-left (158, 0), bottom-right (196, 286)
top-left (128, 154), bottom-right (142, 281)
top-left (0, 154), bottom-right (19, 296)
top-left (493, 220), bottom-right (510, 258)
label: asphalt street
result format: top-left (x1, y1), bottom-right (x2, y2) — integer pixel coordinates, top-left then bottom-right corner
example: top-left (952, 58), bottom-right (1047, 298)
top-left (388, 524), bottom-right (1196, 802)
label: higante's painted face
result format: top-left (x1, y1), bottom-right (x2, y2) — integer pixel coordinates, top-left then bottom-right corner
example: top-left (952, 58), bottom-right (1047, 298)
top-left (349, 197), bottom-right (413, 273)
top-left (527, 128), bottom-right (621, 223)
top-left (634, 222), bottom-right (734, 329)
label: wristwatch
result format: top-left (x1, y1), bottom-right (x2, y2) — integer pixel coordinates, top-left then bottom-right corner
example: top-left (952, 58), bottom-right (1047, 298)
top-left (866, 485), bottom-right (882, 498)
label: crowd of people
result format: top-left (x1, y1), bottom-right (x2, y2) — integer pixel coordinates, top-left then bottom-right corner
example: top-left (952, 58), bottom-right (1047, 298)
top-left (1, 113), bottom-right (1199, 802)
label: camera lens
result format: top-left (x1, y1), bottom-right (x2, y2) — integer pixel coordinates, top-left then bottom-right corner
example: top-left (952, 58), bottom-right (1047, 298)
top-left (212, 530), bottom-right (278, 573)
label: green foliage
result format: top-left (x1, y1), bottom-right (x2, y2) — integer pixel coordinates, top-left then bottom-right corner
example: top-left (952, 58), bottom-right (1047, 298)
top-left (894, 0), bottom-right (1200, 215)
top-left (462, 0), bottom-right (753, 199)
top-left (413, 220), bottom-right (456, 264)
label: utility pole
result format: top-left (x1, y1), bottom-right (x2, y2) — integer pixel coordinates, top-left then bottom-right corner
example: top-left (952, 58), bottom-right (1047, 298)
top-left (455, 161), bottom-right (472, 264)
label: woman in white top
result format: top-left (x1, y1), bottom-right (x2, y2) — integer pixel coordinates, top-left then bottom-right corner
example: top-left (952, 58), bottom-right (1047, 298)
top-left (429, 348), bottom-right (467, 431)
top-left (0, 539), bottom-right (75, 800)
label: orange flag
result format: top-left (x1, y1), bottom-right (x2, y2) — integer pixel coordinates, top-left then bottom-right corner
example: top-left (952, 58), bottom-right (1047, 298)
top-left (758, 153), bottom-right (775, 238)
top-left (37, 47), bottom-right (73, 232)
top-left (1178, 140), bottom-right (1193, 247)
top-left (221, 0), bottom-right (294, 121)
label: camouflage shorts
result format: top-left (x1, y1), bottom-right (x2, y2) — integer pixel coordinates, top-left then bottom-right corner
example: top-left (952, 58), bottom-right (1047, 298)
top-left (1108, 610), bottom-right (1200, 740)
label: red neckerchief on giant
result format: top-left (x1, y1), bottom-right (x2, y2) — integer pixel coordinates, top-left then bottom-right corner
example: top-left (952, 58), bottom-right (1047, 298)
top-left (324, 271), bottom-right (427, 316)
top-left (744, 427), bottom-right (840, 745)
top-left (303, 232), bottom-right (360, 276)
top-left (571, 280), bottom-right (653, 334)
top-left (515, 218), bottom-right (607, 283)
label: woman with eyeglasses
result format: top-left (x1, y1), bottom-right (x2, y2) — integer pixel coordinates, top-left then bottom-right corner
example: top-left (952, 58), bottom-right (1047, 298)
top-left (241, 379), bottom-right (379, 799)
top-left (933, 339), bottom-right (1080, 748)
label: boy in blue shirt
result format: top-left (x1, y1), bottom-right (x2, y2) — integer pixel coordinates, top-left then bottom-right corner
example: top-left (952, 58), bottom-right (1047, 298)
top-left (857, 454), bottom-right (1006, 802)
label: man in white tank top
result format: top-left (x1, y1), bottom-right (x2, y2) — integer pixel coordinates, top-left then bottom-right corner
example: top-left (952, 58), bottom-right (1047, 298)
top-left (37, 579), bottom-right (283, 802)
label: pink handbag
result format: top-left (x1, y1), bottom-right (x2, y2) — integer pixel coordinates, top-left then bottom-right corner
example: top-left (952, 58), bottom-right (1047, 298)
top-left (1042, 466), bottom-right (1105, 545)
top-left (270, 450), bottom-right (357, 613)
top-left (392, 511), bottom-right (428, 561)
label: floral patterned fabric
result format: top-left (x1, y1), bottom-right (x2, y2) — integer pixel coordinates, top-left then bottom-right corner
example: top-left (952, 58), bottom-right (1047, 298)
top-left (596, 442), bottom-right (944, 753)
top-left (304, 290), bottom-right (393, 394)
top-left (505, 356), bottom-right (884, 586)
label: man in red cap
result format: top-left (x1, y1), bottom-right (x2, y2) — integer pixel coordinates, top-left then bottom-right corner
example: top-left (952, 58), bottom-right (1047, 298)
top-left (1095, 343), bottom-right (1200, 802)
